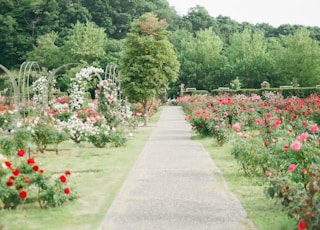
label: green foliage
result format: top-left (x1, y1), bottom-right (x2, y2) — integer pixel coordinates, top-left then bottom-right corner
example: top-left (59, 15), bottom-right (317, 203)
top-left (0, 138), bottom-right (15, 156)
top-left (273, 28), bottom-right (320, 87)
top-left (13, 128), bottom-right (32, 150)
top-left (0, 128), bottom-right (32, 156)
top-left (108, 130), bottom-right (127, 147)
top-left (0, 112), bottom-right (13, 130)
top-left (176, 28), bottom-right (225, 91)
top-left (121, 12), bottom-right (179, 125)
top-left (225, 29), bottom-right (272, 88)
top-left (87, 123), bottom-right (111, 148)
top-left (182, 6), bottom-right (216, 32)
top-left (29, 117), bottom-right (69, 153)
top-left (2, 0), bottom-right (320, 95)
top-left (26, 32), bottom-right (64, 69)
top-left (63, 21), bottom-right (107, 65)
top-left (230, 77), bottom-right (242, 90)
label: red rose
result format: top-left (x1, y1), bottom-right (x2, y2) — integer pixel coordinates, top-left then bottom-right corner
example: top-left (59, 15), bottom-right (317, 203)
top-left (27, 158), bottom-right (35, 164)
top-left (17, 149), bottom-right (26, 157)
top-left (39, 169), bottom-right (44, 174)
top-left (65, 170), bottom-right (71, 175)
top-left (4, 161), bottom-right (12, 168)
top-left (59, 175), bottom-right (67, 183)
top-left (64, 187), bottom-right (71, 195)
top-left (32, 165), bottom-right (39, 172)
top-left (6, 179), bottom-right (14, 186)
top-left (19, 190), bottom-right (27, 199)
top-left (13, 168), bottom-right (20, 176)
top-left (298, 220), bottom-right (308, 230)
top-left (283, 145), bottom-right (289, 150)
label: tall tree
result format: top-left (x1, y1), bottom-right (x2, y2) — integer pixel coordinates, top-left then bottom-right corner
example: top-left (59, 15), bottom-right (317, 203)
top-left (62, 21), bottom-right (107, 65)
top-left (272, 28), bottom-right (320, 86)
top-left (172, 28), bottom-right (224, 91)
top-left (25, 32), bottom-right (64, 69)
top-left (225, 29), bottom-right (273, 88)
top-left (182, 5), bottom-right (217, 33)
top-left (120, 13), bottom-right (180, 125)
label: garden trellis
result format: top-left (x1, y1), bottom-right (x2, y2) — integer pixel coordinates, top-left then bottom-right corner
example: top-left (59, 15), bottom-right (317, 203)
top-left (0, 61), bottom-right (40, 113)
top-left (0, 62), bottom-right (122, 114)
top-left (105, 64), bottom-right (121, 100)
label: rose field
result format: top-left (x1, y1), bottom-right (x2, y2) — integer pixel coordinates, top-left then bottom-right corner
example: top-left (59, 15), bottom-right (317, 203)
top-left (179, 92), bottom-right (320, 230)
top-left (0, 65), bottom-right (319, 229)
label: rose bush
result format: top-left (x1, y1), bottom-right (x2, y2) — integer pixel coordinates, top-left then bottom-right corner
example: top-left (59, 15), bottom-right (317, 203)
top-left (0, 149), bottom-right (76, 209)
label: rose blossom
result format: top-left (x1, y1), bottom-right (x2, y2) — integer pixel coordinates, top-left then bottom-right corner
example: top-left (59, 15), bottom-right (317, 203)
top-left (64, 187), bottom-right (71, 195)
top-left (309, 124), bottom-right (319, 132)
top-left (297, 132), bottom-right (309, 141)
top-left (13, 168), bottom-right (20, 176)
top-left (288, 164), bottom-right (297, 172)
top-left (232, 123), bottom-right (241, 132)
top-left (4, 161), bottom-right (12, 168)
top-left (60, 175), bottom-right (67, 183)
top-left (33, 165), bottom-right (39, 171)
top-left (19, 190), bottom-right (27, 199)
top-left (27, 158), bottom-right (35, 164)
top-left (298, 220), bottom-right (308, 230)
top-left (6, 179), bottom-right (14, 186)
top-left (17, 149), bottom-right (26, 157)
top-left (290, 140), bottom-right (301, 151)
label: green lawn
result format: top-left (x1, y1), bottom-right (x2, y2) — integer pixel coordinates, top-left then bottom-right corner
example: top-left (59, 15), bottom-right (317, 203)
top-left (198, 136), bottom-right (296, 230)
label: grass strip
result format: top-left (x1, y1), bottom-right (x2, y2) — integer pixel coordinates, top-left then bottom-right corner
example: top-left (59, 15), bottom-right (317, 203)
top-left (197, 137), bottom-right (296, 230)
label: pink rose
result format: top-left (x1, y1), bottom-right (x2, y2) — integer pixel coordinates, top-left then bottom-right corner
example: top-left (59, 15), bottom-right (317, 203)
top-left (288, 164), bottom-right (297, 172)
top-left (290, 140), bottom-right (301, 151)
top-left (232, 123), bottom-right (241, 132)
top-left (309, 124), bottom-right (319, 132)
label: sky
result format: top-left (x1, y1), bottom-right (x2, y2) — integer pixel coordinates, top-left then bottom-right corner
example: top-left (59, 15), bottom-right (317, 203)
top-left (167, 0), bottom-right (320, 27)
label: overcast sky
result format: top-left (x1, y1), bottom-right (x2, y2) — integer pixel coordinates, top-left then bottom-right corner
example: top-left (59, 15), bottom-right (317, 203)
top-left (167, 0), bottom-right (320, 27)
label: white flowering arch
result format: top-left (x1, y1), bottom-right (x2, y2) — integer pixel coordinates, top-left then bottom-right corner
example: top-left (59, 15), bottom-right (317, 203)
top-left (69, 66), bottom-right (104, 110)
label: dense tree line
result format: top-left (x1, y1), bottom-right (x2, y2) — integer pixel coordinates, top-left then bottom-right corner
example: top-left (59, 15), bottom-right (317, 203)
top-left (1, 1), bottom-right (320, 96)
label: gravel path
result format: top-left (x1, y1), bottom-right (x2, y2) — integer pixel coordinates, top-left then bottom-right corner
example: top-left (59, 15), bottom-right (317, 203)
top-left (98, 106), bottom-right (256, 230)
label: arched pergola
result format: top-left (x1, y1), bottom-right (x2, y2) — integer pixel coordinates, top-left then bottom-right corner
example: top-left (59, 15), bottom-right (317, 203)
top-left (0, 61), bottom-right (40, 112)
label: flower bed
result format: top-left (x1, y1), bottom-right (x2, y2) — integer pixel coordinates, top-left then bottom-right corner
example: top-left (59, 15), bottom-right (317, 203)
top-left (180, 93), bottom-right (320, 229)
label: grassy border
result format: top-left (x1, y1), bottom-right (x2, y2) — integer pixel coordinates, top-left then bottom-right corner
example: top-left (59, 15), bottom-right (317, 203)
top-left (198, 137), bottom-right (296, 230)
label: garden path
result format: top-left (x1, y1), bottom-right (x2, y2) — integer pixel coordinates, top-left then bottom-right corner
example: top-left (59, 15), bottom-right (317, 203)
top-left (98, 106), bottom-right (256, 230)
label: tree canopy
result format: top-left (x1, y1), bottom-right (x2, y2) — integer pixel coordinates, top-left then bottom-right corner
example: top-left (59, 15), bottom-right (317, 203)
top-left (1, 0), bottom-right (320, 96)
top-left (120, 12), bottom-right (179, 125)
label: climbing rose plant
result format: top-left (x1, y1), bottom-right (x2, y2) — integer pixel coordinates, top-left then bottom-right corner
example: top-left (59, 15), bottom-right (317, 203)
top-left (69, 66), bottom-right (104, 110)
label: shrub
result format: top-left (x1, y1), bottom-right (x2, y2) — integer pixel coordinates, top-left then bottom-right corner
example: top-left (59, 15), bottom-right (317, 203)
top-left (0, 150), bottom-right (76, 209)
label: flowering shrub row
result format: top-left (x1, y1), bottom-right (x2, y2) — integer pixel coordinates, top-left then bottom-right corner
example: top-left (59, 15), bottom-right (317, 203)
top-left (0, 67), bottom-right (137, 151)
top-left (180, 93), bottom-right (320, 229)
